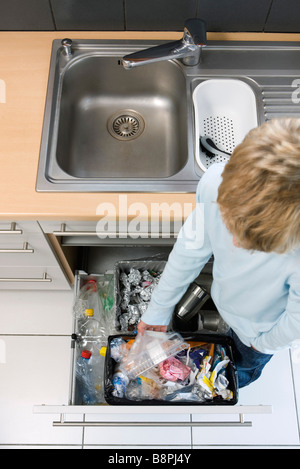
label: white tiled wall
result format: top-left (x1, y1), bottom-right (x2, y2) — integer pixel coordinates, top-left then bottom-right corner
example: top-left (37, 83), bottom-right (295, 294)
top-left (0, 289), bottom-right (299, 449)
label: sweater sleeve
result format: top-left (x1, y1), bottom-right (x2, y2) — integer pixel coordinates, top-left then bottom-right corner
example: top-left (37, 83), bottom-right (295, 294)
top-left (252, 271), bottom-right (300, 354)
top-left (141, 179), bottom-right (213, 327)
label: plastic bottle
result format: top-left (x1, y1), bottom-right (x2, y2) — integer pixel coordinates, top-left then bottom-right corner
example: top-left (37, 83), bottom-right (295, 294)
top-left (73, 279), bottom-right (102, 321)
top-left (79, 308), bottom-right (101, 338)
top-left (75, 349), bottom-right (99, 405)
top-left (89, 346), bottom-right (107, 403)
top-left (111, 371), bottom-right (129, 398)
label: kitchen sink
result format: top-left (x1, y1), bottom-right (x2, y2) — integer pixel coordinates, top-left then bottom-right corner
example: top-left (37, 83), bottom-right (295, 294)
top-left (55, 57), bottom-right (188, 179)
top-left (37, 39), bottom-right (300, 192)
top-left (37, 40), bottom-right (197, 192)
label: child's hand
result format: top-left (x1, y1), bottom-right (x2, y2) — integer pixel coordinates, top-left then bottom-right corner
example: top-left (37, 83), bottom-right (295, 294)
top-left (137, 320), bottom-right (167, 335)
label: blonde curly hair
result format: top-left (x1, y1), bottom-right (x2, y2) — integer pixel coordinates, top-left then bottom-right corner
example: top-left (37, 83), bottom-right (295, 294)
top-left (217, 118), bottom-right (300, 253)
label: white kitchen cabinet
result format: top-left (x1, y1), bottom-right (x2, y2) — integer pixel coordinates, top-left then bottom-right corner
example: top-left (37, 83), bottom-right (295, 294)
top-left (0, 221), bottom-right (71, 290)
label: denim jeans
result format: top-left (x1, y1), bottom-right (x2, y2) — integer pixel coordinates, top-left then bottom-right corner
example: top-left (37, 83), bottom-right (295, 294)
top-left (229, 329), bottom-right (273, 388)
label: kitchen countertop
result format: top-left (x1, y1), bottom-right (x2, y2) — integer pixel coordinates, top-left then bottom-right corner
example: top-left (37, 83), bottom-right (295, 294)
top-left (1, 31), bottom-right (300, 220)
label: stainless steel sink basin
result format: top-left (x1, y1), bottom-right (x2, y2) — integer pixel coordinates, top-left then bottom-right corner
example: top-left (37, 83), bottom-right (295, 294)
top-left (37, 40), bottom-right (197, 192)
top-left (37, 39), bottom-right (300, 192)
top-left (56, 57), bottom-right (187, 179)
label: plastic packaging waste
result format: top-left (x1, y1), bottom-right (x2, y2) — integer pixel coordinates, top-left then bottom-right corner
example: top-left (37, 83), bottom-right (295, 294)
top-left (98, 273), bottom-right (115, 313)
top-left (119, 331), bottom-right (189, 380)
top-left (75, 347), bottom-right (107, 404)
top-left (108, 335), bottom-right (236, 404)
top-left (75, 349), bottom-right (98, 405)
top-left (73, 279), bottom-right (101, 321)
top-left (88, 345), bottom-right (107, 403)
top-left (74, 276), bottom-right (117, 342)
top-left (111, 371), bottom-right (129, 398)
top-left (79, 308), bottom-right (102, 338)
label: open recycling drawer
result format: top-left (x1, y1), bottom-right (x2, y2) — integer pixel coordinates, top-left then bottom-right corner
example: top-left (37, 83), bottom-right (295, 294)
top-left (34, 242), bottom-right (272, 427)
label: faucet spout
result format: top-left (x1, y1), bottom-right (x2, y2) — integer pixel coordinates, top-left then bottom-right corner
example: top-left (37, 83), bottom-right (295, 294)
top-left (122, 18), bottom-right (207, 70)
top-left (122, 39), bottom-right (196, 69)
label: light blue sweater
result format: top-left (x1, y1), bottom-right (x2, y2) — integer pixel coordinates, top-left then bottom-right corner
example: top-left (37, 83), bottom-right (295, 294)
top-left (142, 163), bottom-right (300, 354)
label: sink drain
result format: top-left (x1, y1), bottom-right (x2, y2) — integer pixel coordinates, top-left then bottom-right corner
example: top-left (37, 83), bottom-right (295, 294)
top-left (107, 110), bottom-right (145, 141)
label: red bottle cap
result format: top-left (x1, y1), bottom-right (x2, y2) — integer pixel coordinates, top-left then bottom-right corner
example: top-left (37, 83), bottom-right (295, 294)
top-left (81, 350), bottom-right (92, 359)
top-left (86, 278), bottom-right (97, 292)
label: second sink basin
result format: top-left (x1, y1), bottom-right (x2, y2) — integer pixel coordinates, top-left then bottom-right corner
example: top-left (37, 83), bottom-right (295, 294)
top-left (52, 55), bottom-right (188, 179)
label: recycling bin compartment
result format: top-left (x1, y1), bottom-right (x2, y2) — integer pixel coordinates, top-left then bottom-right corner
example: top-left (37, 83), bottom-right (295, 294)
top-left (104, 332), bottom-right (238, 406)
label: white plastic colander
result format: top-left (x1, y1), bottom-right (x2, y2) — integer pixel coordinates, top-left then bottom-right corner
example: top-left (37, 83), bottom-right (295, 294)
top-left (193, 79), bottom-right (258, 172)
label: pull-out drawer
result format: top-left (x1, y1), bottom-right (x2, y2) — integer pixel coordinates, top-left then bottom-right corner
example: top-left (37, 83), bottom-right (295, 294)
top-left (34, 243), bottom-right (272, 428)
top-left (0, 221), bottom-right (71, 289)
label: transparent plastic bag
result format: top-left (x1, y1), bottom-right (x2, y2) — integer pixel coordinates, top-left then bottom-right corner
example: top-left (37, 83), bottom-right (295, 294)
top-left (97, 273), bottom-right (117, 337)
top-left (98, 273), bottom-right (115, 313)
top-left (119, 331), bottom-right (189, 380)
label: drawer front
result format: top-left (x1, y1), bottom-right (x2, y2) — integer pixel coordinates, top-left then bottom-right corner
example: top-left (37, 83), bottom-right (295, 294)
top-left (39, 221), bottom-right (98, 235)
top-left (39, 221), bottom-right (180, 241)
top-left (0, 221), bottom-right (41, 235)
top-left (0, 265), bottom-right (70, 290)
top-left (0, 233), bottom-right (63, 267)
top-left (33, 403), bottom-right (272, 423)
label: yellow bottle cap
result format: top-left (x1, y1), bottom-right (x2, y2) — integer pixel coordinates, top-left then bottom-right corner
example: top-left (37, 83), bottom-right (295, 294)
top-left (85, 308), bottom-right (94, 317)
top-left (100, 346), bottom-right (107, 357)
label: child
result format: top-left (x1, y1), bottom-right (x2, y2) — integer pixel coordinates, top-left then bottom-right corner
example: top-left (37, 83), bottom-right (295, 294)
top-left (137, 118), bottom-right (300, 388)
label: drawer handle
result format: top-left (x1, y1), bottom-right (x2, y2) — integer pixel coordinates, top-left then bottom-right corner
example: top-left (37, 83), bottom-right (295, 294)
top-left (53, 413), bottom-right (251, 428)
top-left (53, 223), bottom-right (178, 238)
top-left (0, 272), bottom-right (52, 282)
top-left (0, 222), bottom-right (22, 235)
top-left (53, 223), bottom-right (97, 236)
top-left (0, 242), bottom-right (34, 254)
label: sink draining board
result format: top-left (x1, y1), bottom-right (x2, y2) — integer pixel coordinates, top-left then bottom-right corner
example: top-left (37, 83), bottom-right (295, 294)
top-left (193, 79), bottom-right (258, 172)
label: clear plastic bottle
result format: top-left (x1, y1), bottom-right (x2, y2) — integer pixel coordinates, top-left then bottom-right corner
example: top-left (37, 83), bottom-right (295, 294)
top-left (73, 279), bottom-right (102, 322)
top-left (75, 349), bottom-right (98, 405)
top-left (75, 347), bottom-right (107, 404)
top-left (79, 308), bottom-right (101, 338)
top-left (89, 346), bottom-right (107, 403)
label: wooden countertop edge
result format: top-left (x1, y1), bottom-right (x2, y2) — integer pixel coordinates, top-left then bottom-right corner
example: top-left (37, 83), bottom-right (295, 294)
top-left (1, 30), bottom-right (300, 40)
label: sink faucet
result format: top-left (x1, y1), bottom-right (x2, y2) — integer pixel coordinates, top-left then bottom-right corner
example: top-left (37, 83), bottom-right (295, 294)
top-left (122, 18), bottom-right (207, 69)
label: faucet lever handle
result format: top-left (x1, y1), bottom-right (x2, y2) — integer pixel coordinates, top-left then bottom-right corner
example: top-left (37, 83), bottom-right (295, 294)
top-left (184, 18), bottom-right (207, 46)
